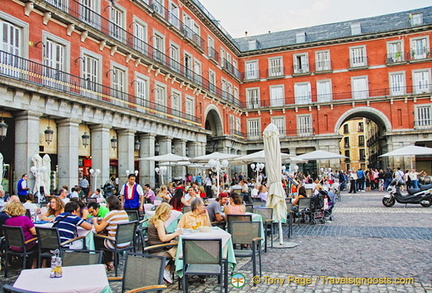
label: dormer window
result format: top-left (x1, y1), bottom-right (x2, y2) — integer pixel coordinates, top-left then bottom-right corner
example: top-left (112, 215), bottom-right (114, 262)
top-left (296, 32), bottom-right (306, 43)
top-left (410, 13), bottom-right (423, 26)
top-left (351, 23), bottom-right (361, 35)
top-left (248, 39), bottom-right (258, 50)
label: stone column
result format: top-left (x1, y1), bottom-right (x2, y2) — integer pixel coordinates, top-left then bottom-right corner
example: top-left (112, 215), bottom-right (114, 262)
top-left (14, 111), bottom-right (42, 193)
top-left (90, 124), bottom-right (111, 190)
top-left (57, 118), bottom-right (80, 190)
top-left (140, 133), bottom-right (156, 186)
top-left (118, 129), bottom-right (136, 184)
top-left (173, 139), bottom-right (187, 179)
top-left (158, 136), bottom-right (173, 183)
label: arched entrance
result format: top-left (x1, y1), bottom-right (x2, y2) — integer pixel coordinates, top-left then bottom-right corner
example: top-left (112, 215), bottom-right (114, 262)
top-left (204, 105), bottom-right (224, 154)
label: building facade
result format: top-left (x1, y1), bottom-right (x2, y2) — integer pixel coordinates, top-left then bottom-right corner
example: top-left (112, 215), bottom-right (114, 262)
top-left (0, 0), bottom-right (431, 194)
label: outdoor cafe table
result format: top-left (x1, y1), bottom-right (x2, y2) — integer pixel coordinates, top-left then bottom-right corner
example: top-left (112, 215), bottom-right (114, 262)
top-left (34, 221), bottom-right (96, 250)
top-left (13, 264), bottom-right (112, 293)
top-left (174, 227), bottom-right (236, 278)
top-left (142, 209), bottom-right (183, 233)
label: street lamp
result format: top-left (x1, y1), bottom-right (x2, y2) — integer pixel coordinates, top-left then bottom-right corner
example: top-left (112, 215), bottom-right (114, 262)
top-left (110, 136), bottom-right (118, 150)
top-left (208, 159), bottom-right (229, 197)
top-left (81, 132), bottom-right (90, 148)
top-left (155, 166), bottom-right (167, 185)
top-left (0, 119), bottom-right (8, 141)
top-left (251, 162), bottom-right (265, 183)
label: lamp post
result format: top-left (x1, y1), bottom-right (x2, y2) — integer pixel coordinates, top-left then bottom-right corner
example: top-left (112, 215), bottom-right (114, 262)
top-left (208, 159), bottom-right (229, 197)
top-left (89, 168), bottom-right (101, 191)
top-left (251, 162), bottom-right (265, 184)
top-left (155, 166), bottom-right (167, 185)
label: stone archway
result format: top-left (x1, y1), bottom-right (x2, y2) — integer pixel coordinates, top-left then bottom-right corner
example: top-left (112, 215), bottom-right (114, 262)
top-left (334, 107), bottom-right (392, 133)
top-left (204, 105), bottom-right (224, 153)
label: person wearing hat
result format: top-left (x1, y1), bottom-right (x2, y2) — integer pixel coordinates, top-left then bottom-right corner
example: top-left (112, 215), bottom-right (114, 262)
top-left (206, 192), bottom-right (229, 222)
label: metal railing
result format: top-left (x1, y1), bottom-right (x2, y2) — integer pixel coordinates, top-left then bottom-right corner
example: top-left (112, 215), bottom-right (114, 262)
top-left (222, 58), bottom-right (241, 80)
top-left (348, 56), bottom-right (368, 68)
top-left (0, 50), bottom-right (201, 125)
top-left (267, 67), bottom-right (285, 78)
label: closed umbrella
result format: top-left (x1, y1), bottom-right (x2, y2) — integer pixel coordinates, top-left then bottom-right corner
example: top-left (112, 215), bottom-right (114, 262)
top-left (263, 123), bottom-right (287, 245)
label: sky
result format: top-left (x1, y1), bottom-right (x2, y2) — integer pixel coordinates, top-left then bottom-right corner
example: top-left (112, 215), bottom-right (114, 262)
top-left (197, 0), bottom-right (432, 38)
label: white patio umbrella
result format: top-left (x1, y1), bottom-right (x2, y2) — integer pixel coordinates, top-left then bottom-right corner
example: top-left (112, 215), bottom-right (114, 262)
top-left (233, 150), bottom-right (292, 164)
top-left (292, 150), bottom-right (346, 161)
top-left (139, 153), bottom-right (190, 163)
top-left (380, 145), bottom-right (432, 169)
top-left (263, 123), bottom-right (287, 246)
top-left (190, 152), bottom-right (240, 163)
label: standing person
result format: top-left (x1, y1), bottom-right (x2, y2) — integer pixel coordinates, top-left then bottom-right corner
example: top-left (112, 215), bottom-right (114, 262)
top-left (408, 169), bottom-right (425, 189)
top-left (17, 174), bottom-right (30, 203)
top-left (80, 176), bottom-right (90, 197)
top-left (204, 172), bottom-right (213, 198)
top-left (384, 168), bottom-right (393, 190)
top-left (120, 174), bottom-right (144, 213)
top-left (356, 168), bottom-right (365, 192)
top-left (348, 170), bottom-right (357, 193)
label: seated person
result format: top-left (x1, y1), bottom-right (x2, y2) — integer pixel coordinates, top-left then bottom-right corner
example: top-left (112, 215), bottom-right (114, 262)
top-left (70, 198), bottom-right (89, 219)
top-left (87, 202), bottom-right (110, 219)
top-left (257, 185), bottom-right (268, 202)
top-left (177, 198), bottom-right (211, 229)
top-left (292, 186), bottom-right (308, 211)
top-left (0, 201), bottom-right (12, 237)
top-left (169, 187), bottom-right (193, 212)
top-left (156, 185), bottom-right (172, 202)
top-left (91, 188), bottom-right (105, 203)
top-left (147, 203), bottom-right (183, 284)
top-left (40, 196), bottom-right (65, 222)
top-left (224, 192), bottom-right (246, 215)
top-left (250, 184), bottom-right (260, 198)
top-left (206, 192), bottom-right (229, 222)
top-left (53, 201), bottom-right (92, 249)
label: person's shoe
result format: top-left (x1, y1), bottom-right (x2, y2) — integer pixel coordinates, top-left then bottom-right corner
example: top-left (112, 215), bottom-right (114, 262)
top-left (163, 269), bottom-right (173, 284)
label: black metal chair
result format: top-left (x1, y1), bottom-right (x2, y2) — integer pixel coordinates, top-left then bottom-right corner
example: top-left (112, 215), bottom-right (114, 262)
top-left (3, 225), bottom-right (37, 277)
top-left (125, 210), bottom-right (147, 251)
top-left (285, 202), bottom-right (293, 238)
top-left (108, 252), bottom-right (167, 293)
top-left (297, 198), bottom-right (312, 224)
top-left (182, 238), bottom-right (224, 293)
top-left (94, 221), bottom-right (138, 276)
top-left (245, 204), bottom-right (254, 213)
top-left (62, 249), bottom-right (103, 266)
top-left (231, 221), bottom-right (263, 282)
top-left (226, 214), bottom-right (252, 233)
top-left (35, 226), bottom-right (85, 268)
top-left (253, 207), bottom-right (274, 252)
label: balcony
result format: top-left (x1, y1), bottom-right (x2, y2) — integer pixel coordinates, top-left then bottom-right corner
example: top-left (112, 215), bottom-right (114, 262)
top-left (314, 61), bottom-right (332, 73)
top-left (409, 47), bottom-right (432, 62)
top-left (348, 56), bottom-right (368, 70)
top-left (242, 70), bottom-right (260, 82)
top-left (181, 25), bottom-right (205, 52)
top-left (0, 50), bottom-right (202, 125)
top-left (267, 67), bottom-right (285, 79)
top-left (222, 59), bottom-right (241, 80)
top-left (208, 47), bottom-right (219, 63)
top-left (292, 63), bottom-right (310, 75)
top-left (385, 52), bottom-right (407, 65)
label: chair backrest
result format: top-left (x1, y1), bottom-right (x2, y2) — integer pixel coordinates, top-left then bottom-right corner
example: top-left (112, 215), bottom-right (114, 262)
top-left (36, 227), bottom-right (61, 251)
top-left (253, 207), bottom-right (273, 222)
top-left (245, 204), bottom-right (254, 213)
top-left (125, 210), bottom-right (140, 222)
top-left (226, 214), bottom-right (252, 233)
top-left (298, 198), bottom-right (312, 210)
top-left (231, 221), bottom-right (261, 245)
top-left (115, 221), bottom-right (138, 248)
top-left (182, 238), bottom-right (222, 266)
top-left (286, 203), bottom-right (293, 213)
top-left (3, 225), bottom-right (26, 250)
top-left (25, 209), bottom-right (31, 219)
top-left (182, 206), bottom-right (191, 213)
top-left (122, 253), bottom-right (166, 292)
top-left (62, 249), bottom-right (103, 266)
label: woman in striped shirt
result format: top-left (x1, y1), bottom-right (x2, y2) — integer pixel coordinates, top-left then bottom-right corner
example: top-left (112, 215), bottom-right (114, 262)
top-left (93, 195), bottom-right (129, 271)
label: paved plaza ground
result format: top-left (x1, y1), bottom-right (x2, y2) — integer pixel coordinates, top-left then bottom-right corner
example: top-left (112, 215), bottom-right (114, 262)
top-left (1, 190), bottom-right (431, 292)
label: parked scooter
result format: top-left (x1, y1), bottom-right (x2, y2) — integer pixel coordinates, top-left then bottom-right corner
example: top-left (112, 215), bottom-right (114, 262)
top-left (383, 179), bottom-right (432, 207)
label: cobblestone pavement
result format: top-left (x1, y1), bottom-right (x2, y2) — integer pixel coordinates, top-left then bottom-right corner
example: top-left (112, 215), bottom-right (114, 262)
top-left (1, 190), bottom-right (431, 292)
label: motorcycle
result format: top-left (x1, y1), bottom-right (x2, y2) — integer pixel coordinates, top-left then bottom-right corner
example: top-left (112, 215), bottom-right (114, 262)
top-left (383, 179), bottom-right (432, 207)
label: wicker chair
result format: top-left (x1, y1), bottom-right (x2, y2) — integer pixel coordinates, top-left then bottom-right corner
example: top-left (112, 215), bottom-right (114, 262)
top-left (253, 207), bottom-right (274, 252)
top-left (231, 221), bottom-right (263, 282)
top-left (108, 252), bottom-right (167, 293)
top-left (62, 249), bottom-right (103, 266)
top-left (182, 238), bottom-right (224, 293)
top-left (2, 225), bottom-right (38, 277)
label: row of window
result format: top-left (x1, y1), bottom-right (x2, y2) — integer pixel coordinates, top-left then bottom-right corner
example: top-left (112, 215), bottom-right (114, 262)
top-left (245, 69), bottom-right (432, 108)
top-left (342, 136), bottom-right (365, 148)
top-left (344, 149), bottom-right (366, 162)
top-left (244, 36), bottom-right (431, 80)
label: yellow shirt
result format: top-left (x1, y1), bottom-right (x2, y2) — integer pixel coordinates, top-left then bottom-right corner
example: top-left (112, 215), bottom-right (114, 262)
top-left (177, 211), bottom-right (211, 229)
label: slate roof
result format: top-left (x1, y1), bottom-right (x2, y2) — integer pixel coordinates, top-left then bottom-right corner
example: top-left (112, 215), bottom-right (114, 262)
top-left (233, 6), bottom-right (432, 52)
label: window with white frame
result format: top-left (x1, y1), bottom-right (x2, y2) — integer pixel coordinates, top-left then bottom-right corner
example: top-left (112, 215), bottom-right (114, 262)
top-left (169, 43), bottom-right (180, 73)
top-left (81, 52), bottom-right (100, 97)
top-left (413, 69), bottom-right (431, 94)
top-left (193, 59), bottom-right (201, 84)
top-left (44, 38), bottom-right (67, 89)
top-left (135, 75), bottom-right (148, 111)
top-left (294, 82), bottom-right (311, 104)
top-left (271, 116), bottom-right (286, 136)
top-left (171, 91), bottom-right (181, 116)
top-left (168, 2), bottom-right (180, 28)
top-left (351, 76), bottom-right (369, 99)
top-left (297, 115), bottom-right (312, 136)
top-left (387, 41), bottom-right (403, 62)
top-left (293, 53), bottom-right (309, 73)
top-left (270, 85), bottom-right (284, 107)
top-left (245, 60), bottom-right (259, 80)
top-left (184, 52), bottom-right (192, 78)
top-left (155, 84), bottom-right (166, 116)
top-left (410, 37), bottom-right (429, 60)
top-left (1, 18), bottom-right (24, 78)
top-left (235, 117), bottom-right (241, 133)
top-left (268, 57), bottom-right (283, 77)
top-left (133, 20), bottom-right (147, 53)
top-left (111, 65), bottom-right (126, 102)
top-left (183, 13), bottom-right (193, 38)
top-left (152, 0), bottom-right (164, 15)
top-left (246, 88), bottom-right (259, 109)
top-left (209, 70), bottom-right (216, 93)
top-left (208, 36), bottom-right (215, 59)
top-left (410, 13), bottom-right (423, 26)
top-left (415, 105), bottom-right (432, 127)
top-left (316, 80), bottom-right (332, 102)
top-left (315, 50), bottom-right (331, 71)
top-left (234, 87), bottom-right (239, 100)
top-left (80, 0), bottom-right (100, 28)
top-left (350, 46), bottom-right (367, 67)
top-left (46, 0), bottom-right (65, 9)
top-left (389, 72), bottom-right (405, 96)
top-left (221, 79), bottom-right (227, 98)
top-left (247, 118), bottom-right (261, 139)
top-left (229, 115), bottom-right (235, 134)
top-left (185, 96), bottom-right (194, 117)
top-left (110, 6), bottom-right (124, 41)
top-left (220, 48), bottom-right (226, 64)
top-left (153, 32), bottom-right (164, 62)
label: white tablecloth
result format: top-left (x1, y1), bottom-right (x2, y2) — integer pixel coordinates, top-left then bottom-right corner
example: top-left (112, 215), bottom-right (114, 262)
top-left (13, 264), bottom-right (112, 293)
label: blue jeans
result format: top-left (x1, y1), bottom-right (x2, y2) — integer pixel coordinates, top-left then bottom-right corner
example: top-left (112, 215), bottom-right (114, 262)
top-left (411, 180), bottom-right (419, 189)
